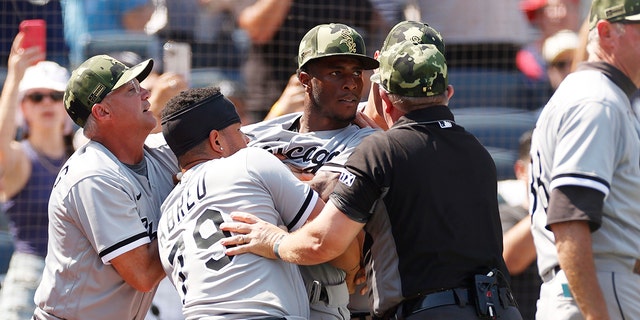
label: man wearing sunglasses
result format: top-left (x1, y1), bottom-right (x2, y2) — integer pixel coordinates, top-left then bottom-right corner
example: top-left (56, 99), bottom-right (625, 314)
top-left (0, 33), bottom-right (72, 320)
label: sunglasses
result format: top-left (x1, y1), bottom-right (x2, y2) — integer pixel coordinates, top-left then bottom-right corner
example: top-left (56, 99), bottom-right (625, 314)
top-left (25, 91), bottom-right (64, 103)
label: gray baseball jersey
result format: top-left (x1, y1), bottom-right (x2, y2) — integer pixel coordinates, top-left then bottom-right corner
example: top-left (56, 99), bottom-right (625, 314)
top-left (158, 147), bottom-right (318, 320)
top-left (243, 112), bottom-right (377, 174)
top-left (530, 65), bottom-right (640, 317)
top-left (243, 112), bottom-right (377, 318)
top-left (33, 133), bottom-right (178, 320)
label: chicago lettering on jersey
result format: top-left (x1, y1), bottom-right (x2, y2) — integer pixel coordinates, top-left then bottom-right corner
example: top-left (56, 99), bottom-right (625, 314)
top-left (261, 145), bottom-right (341, 173)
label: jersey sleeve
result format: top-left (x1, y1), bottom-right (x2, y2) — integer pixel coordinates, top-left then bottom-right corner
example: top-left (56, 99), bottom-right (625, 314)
top-left (245, 148), bottom-right (319, 231)
top-left (67, 176), bottom-right (151, 264)
top-left (550, 101), bottom-right (616, 195)
top-left (329, 133), bottom-right (388, 223)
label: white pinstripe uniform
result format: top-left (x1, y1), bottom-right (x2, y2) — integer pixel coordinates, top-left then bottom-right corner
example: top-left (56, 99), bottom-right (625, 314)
top-left (529, 65), bottom-right (640, 320)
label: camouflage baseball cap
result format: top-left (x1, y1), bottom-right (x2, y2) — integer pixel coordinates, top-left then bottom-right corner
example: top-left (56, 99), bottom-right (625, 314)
top-left (380, 21), bottom-right (445, 55)
top-left (589, 0), bottom-right (640, 29)
top-left (64, 54), bottom-right (154, 127)
top-left (298, 23), bottom-right (379, 70)
top-left (370, 42), bottom-right (448, 97)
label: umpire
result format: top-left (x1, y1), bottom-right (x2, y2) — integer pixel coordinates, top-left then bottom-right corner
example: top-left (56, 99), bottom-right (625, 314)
top-left (222, 42), bottom-right (523, 319)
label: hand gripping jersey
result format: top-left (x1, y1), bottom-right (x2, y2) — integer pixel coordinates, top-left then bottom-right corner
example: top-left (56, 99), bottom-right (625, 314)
top-left (158, 147), bottom-right (319, 320)
top-left (34, 133), bottom-right (178, 320)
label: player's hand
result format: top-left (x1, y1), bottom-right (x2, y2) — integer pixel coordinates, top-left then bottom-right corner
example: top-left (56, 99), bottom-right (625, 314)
top-left (353, 111), bottom-right (381, 130)
top-left (220, 211), bottom-right (288, 259)
top-left (7, 32), bottom-right (44, 81)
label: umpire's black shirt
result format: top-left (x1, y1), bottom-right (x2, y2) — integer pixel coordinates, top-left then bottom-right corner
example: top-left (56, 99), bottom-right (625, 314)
top-left (330, 105), bottom-right (508, 315)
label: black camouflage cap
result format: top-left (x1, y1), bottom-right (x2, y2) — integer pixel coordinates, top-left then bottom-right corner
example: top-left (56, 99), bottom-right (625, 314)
top-left (298, 23), bottom-right (379, 70)
top-left (371, 42), bottom-right (448, 97)
top-left (64, 54), bottom-right (153, 127)
top-left (589, 0), bottom-right (640, 29)
top-left (380, 20), bottom-right (445, 55)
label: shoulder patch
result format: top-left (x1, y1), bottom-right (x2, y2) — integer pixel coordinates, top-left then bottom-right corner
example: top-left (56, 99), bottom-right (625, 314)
top-left (339, 171), bottom-right (356, 187)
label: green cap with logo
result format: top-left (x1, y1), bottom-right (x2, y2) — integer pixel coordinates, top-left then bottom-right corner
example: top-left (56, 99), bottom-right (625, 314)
top-left (380, 20), bottom-right (445, 55)
top-left (371, 42), bottom-right (448, 97)
top-left (298, 23), bottom-right (379, 70)
top-left (589, 0), bottom-right (640, 29)
top-left (64, 54), bottom-right (154, 127)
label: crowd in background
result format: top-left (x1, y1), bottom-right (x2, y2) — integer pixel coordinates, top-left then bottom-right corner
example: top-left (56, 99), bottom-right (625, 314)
top-left (0, 0), bottom-right (626, 319)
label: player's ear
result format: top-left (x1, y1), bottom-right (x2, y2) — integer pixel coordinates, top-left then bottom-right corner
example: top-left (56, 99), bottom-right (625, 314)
top-left (297, 70), bottom-right (311, 89)
top-left (91, 103), bottom-right (110, 122)
top-left (208, 130), bottom-right (224, 153)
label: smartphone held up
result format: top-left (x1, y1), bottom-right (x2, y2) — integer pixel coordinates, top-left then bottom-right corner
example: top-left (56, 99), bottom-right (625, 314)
top-left (163, 42), bottom-right (191, 86)
top-left (19, 19), bottom-right (46, 64)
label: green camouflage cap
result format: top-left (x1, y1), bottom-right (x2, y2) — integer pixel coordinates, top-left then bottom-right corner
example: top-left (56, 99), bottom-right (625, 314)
top-left (371, 42), bottom-right (448, 97)
top-left (64, 54), bottom-right (154, 127)
top-left (298, 23), bottom-right (379, 70)
top-left (589, 0), bottom-right (640, 29)
top-left (380, 20), bottom-right (445, 55)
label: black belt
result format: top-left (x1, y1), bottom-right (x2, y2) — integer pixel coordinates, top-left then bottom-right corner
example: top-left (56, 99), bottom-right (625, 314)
top-left (402, 287), bottom-right (517, 317)
top-left (402, 288), bottom-right (471, 317)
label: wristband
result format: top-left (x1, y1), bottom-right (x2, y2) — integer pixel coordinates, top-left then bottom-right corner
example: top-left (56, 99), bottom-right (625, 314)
top-left (273, 234), bottom-right (285, 260)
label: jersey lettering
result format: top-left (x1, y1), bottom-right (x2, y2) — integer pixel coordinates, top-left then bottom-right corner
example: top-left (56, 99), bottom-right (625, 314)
top-left (259, 145), bottom-right (341, 173)
top-left (167, 175), bottom-right (207, 232)
top-left (530, 149), bottom-right (550, 216)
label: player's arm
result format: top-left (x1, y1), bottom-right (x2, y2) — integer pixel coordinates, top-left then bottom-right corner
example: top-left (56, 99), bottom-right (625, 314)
top-left (548, 186), bottom-right (609, 320)
top-left (238, 0), bottom-right (293, 44)
top-left (222, 200), bottom-right (364, 265)
top-left (110, 239), bottom-right (166, 292)
top-left (308, 171), bottom-right (339, 201)
top-left (329, 237), bottom-right (361, 294)
top-left (502, 217), bottom-right (536, 275)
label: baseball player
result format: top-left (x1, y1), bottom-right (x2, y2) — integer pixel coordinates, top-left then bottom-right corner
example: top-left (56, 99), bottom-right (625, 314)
top-left (32, 55), bottom-right (178, 320)
top-left (157, 87), bottom-right (322, 319)
top-left (529, 0), bottom-right (640, 319)
top-left (242, 23), bottom-right (379, 319)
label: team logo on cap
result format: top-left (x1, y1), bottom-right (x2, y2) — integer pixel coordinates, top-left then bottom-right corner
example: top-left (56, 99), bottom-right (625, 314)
top-left (339, 29), bottom-right (357, 53)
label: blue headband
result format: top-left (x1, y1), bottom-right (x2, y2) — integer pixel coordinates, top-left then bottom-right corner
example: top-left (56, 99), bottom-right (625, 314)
top-left (162, 92), bottom-right (240, 157)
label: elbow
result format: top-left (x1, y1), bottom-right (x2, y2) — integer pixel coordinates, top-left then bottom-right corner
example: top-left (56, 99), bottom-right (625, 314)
top-left (128, 276), bottom-right (162, 292)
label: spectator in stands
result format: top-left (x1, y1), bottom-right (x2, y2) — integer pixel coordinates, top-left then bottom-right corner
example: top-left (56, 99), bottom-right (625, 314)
top-left (60, 0), bottom-right (154, 67)
top-left (0, 32), bottom-right (72, 320)
top-left (498, 130), bottom-right (540, 320)
top-left (415, 0), bottom-right (530, 70)
top-left (516, 0), bottom-right (581, 83)
top-left (0, 0), bottom-right (68, 67)
top-left (235, 0), bottom-right (380, 123)
top-left (542, 29), bottom-right (579, 90)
